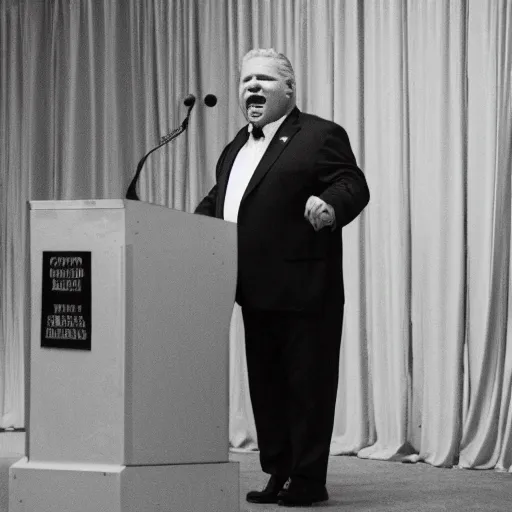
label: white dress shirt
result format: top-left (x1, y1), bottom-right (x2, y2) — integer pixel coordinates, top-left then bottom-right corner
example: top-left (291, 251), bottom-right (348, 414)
top-left (223, 115), bottom-right (288, 223)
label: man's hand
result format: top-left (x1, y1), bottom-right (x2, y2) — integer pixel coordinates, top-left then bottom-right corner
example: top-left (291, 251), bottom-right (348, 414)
top-left (304, 196), bottom-right (336, 231)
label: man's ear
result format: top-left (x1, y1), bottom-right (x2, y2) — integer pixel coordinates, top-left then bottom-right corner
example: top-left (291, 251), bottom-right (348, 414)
top-left (285, 79), bottom-right (294, 98)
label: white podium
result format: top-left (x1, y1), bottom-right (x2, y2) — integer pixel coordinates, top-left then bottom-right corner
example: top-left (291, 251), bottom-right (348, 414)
top-left (10, 199), bottom-right (239, 512)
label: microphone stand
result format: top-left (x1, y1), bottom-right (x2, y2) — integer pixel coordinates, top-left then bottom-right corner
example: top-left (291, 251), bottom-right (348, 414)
top-left (126, 99), bottom-right (195, 201)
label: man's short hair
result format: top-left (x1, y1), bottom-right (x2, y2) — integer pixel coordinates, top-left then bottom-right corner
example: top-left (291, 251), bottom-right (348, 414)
top-left (241, 48), bottom-right (296, 91)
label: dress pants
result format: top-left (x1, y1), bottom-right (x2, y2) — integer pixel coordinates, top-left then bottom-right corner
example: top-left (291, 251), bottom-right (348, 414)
top-left (241, 300), bottom-right (344, 486)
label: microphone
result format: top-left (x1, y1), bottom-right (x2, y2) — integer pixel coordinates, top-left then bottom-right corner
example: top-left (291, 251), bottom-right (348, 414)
top-left (184, 94), bottom-right (196, 107)
top-left (204, 94), bottom-right (217, 107)
top-left (126, 94), bottom-right (196, 200)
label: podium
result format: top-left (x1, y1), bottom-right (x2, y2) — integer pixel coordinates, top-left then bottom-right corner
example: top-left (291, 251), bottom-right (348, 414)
top-left (10, 200), bottom-right (239, 512)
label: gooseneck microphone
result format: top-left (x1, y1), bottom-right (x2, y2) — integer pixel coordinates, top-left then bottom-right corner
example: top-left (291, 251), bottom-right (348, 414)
top-left (184, 94), bottom-right (196, 107)
top-left (125, 94), bottom-right (196, 200)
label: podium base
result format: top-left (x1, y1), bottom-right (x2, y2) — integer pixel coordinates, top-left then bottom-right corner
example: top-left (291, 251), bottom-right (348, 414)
top-left (9, 458), bottom-right (239, 512)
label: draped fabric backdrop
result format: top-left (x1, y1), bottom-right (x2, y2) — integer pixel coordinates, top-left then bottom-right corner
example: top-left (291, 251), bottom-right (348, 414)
top-left (1, 0), bottom-right (511, 472)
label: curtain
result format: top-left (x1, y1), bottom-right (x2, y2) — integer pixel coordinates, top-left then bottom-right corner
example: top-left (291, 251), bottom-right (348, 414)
top-left (1, 0), bottom-right (511, 472)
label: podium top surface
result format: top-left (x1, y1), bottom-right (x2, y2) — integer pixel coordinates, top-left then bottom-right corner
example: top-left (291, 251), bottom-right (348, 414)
top-left (30, 200), bottom-right (126, 210)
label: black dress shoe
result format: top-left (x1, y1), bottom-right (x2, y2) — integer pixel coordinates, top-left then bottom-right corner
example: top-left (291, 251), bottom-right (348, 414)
top-left (277, 479), bottom-right (329, 507)
top-left (246, 475), bottom-right (289, 504)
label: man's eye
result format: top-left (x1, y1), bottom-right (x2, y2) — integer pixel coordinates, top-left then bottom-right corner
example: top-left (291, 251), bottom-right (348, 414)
top-left (242, 75), bottom-right (275, 83)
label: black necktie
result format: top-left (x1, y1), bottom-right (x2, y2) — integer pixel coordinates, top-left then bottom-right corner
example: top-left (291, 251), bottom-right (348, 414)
top-left (252, 125), bottom-right (264, 140)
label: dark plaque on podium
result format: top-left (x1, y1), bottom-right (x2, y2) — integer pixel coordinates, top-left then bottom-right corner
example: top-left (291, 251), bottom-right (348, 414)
top-left (40, 251), bottom-right (92, 350)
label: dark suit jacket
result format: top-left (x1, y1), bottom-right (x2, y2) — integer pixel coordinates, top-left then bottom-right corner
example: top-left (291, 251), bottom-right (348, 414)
top-left (195, 107), bottom-right (370, 312)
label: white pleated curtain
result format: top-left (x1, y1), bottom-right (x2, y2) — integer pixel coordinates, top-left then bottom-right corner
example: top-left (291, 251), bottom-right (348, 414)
top-left (1, 0), bottom-right (511, 472)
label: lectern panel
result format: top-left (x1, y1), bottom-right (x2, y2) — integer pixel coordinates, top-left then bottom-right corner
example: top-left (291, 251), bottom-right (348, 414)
top-left (29, 203), bottom-right (126, 464)
top-left (123, 201), bottom-right (237, 464)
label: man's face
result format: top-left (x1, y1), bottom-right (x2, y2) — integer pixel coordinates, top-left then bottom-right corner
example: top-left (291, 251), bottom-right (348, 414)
top-left (239, 56), bottom-right (294, 127)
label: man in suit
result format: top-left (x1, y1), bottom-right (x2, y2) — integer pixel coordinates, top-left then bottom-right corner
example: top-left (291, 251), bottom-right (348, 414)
top-left (195, 48), bottom-right (369, 507)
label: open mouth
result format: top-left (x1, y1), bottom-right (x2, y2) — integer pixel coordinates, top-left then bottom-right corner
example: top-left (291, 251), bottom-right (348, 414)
top-left (246, 95), bottom-right (266, 107)
top-left (246, 95), bottom-right (266, 118)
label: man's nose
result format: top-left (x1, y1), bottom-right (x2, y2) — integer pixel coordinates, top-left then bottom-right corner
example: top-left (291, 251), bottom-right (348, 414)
top-left (247, 78), bottom-right (261, 92)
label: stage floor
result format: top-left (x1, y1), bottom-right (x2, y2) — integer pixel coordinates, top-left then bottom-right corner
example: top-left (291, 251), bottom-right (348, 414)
top-left (2, 451), bottom-right (511, 511)
top-left (232, 450), bottom-right (511, 512)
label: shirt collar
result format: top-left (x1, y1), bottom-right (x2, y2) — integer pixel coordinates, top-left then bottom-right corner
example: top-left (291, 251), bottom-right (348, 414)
top-left (248, 114), bottom-right (288, 140)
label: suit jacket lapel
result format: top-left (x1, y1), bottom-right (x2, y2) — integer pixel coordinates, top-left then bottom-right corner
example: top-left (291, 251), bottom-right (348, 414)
top-left (241, 107), bottom-right (301, 203)
top-left (216, 128), bottom-right (249, 217)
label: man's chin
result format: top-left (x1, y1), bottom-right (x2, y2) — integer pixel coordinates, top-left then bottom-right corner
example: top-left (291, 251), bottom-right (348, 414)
top-left (247, 112), bottom-right (265, 126)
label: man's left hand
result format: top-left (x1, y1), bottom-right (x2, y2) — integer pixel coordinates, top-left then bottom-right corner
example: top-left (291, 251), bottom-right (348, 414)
top-left (304, 196), bottom-right (336, 231)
